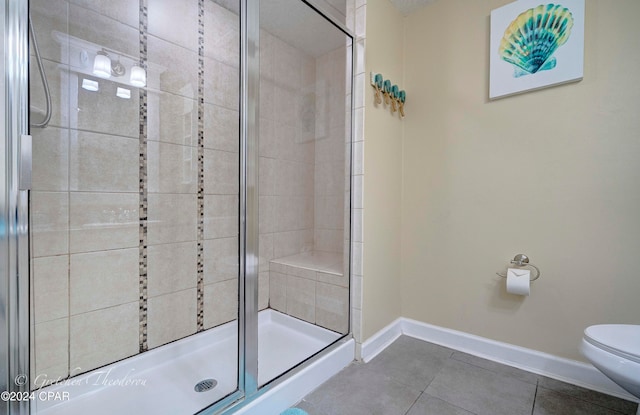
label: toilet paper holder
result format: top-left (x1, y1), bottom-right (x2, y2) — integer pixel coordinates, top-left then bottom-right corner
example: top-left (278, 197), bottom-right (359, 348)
top-left (496, 254), bottom-right (541, 281)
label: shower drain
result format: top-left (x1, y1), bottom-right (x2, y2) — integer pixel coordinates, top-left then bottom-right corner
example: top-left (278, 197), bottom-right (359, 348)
top-left (194, 379), bottom-right (218, 392)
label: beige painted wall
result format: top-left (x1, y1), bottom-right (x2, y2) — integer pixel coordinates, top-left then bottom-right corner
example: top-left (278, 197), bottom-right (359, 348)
top-left (401, 0), bottom-right (640, 361)
top-left (362, 0), bottom-right (404, 339)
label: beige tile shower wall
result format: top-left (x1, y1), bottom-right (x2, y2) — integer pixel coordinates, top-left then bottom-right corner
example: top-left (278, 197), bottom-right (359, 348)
top-left (146, 0), bottom-right (241, 338)
top-left (314, 46), bottom-right (347, 255)
top-left (29, 0), bottom-right (242, 383)
top-left (202, 0), bottom-right (241, 326)
top-left (258, 30), bottom-right (317, 307)
top-left (146, 0), bottom-right (199, 349)
top-left (347, 0), bottom-right (365, 356)
top-left (30, 16), bottom-right (71, 391)
top-left (70, 0), bottom-right (142, 375)
top-left (30, 0), bottom-right (143, 382)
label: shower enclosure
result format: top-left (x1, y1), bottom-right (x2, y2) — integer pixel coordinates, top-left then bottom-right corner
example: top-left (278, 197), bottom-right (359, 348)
top-left (1, 0), bottom-right (353, 413)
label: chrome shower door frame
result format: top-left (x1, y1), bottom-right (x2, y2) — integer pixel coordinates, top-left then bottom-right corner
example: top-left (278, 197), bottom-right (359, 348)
top-left (2, 0), bottom-right (31, 414)
top-left (239, 0), bottom-right (260, 399)
top-left (201, 2), bottom-right (260, 414)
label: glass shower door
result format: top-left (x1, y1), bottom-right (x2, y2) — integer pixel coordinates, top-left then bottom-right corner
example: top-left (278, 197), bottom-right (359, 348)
top-left (256, 0), bottom-right (353, 386)
top-left (28, 0), bottom-right (242, 413)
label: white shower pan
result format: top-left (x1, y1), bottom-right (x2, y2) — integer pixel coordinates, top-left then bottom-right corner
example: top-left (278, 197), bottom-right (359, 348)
top-left (34, 310), bottom-right (342, 415)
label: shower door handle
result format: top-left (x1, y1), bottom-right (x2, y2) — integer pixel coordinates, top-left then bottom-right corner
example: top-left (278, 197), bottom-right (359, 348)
top-left (19, 134), bottom-right (32, 191)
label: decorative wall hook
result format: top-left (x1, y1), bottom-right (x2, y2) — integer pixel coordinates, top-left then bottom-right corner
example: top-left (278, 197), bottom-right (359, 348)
top-left (390, 85), bottom-right (399, 113)
top-left (370, 72), bottom-right (407, 119)
top-left (373, 73), bottom-right (383, 105)
top-left (398, 90), bottom-right (406, 118)
top-left (383, 79), bottom-right (391, 105)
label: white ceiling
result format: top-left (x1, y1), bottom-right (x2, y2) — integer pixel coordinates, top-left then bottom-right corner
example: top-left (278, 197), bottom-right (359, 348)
top-left (389, 0), bottom-right (438, 16)
top-left (261, 0), bottom-right (348, 57)
top-left (211, 0), bottom-right (348, 58)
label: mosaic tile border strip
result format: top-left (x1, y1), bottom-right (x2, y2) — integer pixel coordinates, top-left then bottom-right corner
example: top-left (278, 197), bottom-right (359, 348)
top-left (138, 0), bottom-right (149, 353)
top-left (196, 0), bottom-right (206, 331)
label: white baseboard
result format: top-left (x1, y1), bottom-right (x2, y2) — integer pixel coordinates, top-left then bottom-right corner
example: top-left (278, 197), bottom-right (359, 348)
top-left (361, 318), bottom-right (638, 402)
top-left (360, 318), bottom-right (403, 363)
top-left (234, 339), bottom-right (355, 415)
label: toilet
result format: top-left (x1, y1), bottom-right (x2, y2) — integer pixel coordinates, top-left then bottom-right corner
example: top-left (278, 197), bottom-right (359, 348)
top-left (580, 324), bottom-right (640, 407)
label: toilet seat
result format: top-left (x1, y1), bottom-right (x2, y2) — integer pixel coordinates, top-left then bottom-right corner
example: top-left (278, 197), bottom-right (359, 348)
top-left (584, 324), bottom-right (640, 364)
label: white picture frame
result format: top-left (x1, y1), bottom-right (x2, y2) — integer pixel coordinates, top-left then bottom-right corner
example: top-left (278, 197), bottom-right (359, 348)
top-left (489, 0), bottom-right (585, 100)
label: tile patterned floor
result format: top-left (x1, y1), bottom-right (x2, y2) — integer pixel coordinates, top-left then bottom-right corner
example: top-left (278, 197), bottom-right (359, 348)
top-left (294, 336), bottom-right (639, 415)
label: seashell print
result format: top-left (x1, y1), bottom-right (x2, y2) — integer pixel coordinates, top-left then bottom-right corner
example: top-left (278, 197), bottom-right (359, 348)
top-left (499, 3), bottom-right (574, 77)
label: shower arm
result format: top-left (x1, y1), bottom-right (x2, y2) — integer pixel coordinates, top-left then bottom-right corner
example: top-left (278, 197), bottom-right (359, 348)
top-left (29, 14), bottom-right (52, 128)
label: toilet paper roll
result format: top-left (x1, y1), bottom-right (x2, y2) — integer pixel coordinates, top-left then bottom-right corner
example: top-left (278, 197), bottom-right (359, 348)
top-left (506, 268), bottom-right (530, 296)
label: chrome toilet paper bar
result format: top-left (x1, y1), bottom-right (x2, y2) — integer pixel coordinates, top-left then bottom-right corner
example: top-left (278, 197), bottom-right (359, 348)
top-left (496, 254), bottom-right (541, 281)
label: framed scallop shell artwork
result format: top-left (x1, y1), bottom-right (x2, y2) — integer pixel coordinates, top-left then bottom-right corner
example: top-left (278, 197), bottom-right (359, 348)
top-left (489, 0), bottom-right (585, 99)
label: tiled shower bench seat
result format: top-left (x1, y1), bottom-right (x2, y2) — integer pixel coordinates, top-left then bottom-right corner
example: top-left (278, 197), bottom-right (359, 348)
top-left (269, 251), bottom-right (349, 334)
